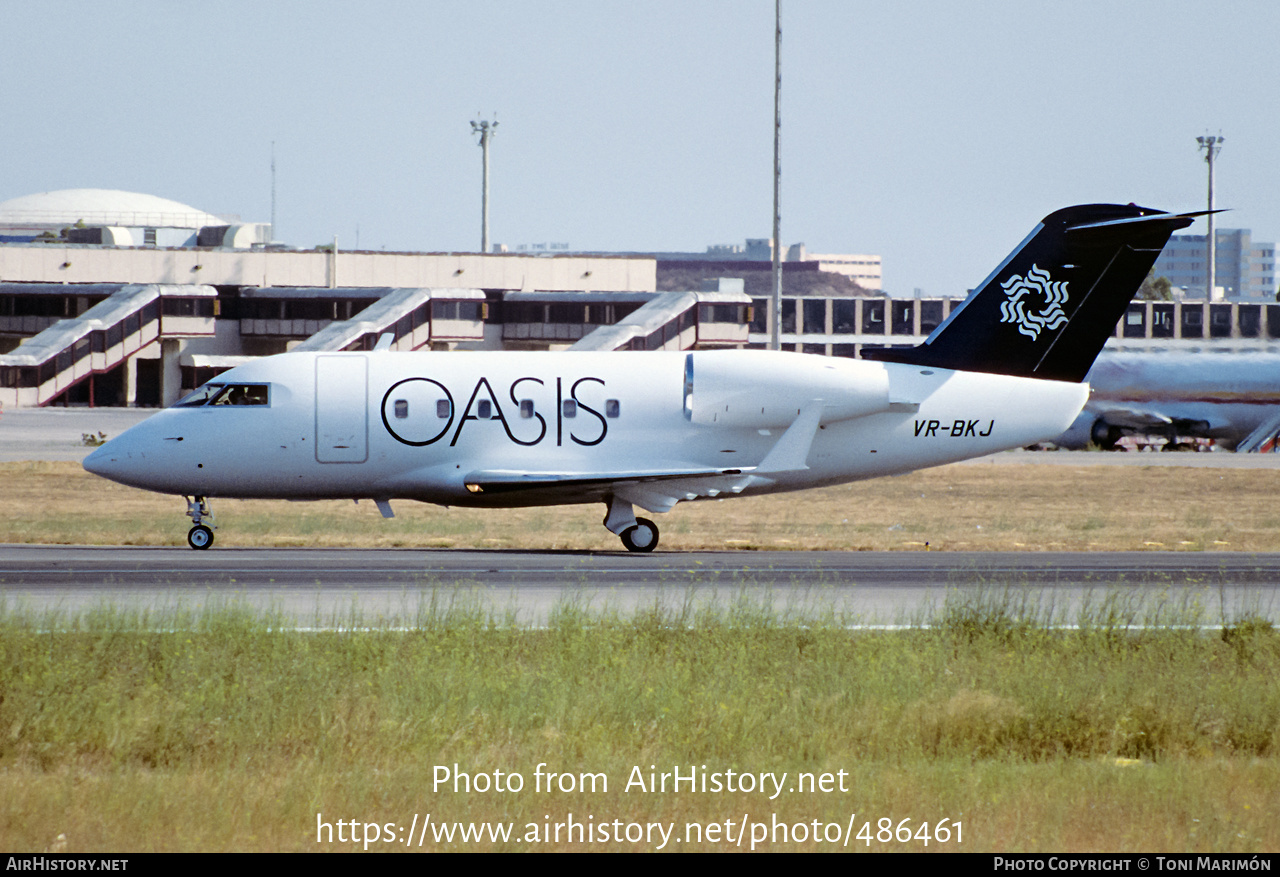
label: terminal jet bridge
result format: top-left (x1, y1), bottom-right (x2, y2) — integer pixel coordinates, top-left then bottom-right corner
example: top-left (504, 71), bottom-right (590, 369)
top-left (0, 284), bottom-right (215, 407)
top-left (290, 287), bottom-right (486, 353)
top-left (567, 286), bottom-right (750, 352)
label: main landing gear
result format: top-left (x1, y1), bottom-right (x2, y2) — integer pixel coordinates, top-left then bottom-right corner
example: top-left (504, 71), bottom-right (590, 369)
top-left (603, 495), bottom-right (660, 553)
top-left (185, 495), bottom-right (216, 550)
top-left (621, 518), bottom-right (659, 552)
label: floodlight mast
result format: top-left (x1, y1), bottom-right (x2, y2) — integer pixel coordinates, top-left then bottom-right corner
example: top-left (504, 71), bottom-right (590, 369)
top-left (770, 0), bottom-right (782, 351)
top-left (1197, 134), bottom-right (1223, 300)
top-left (472, 116), bottom-right (498, 253)
top-left (270, 141), bottom-right (276, 242)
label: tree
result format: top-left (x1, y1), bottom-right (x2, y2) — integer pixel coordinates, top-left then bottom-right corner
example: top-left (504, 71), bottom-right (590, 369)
top-left (1136, 268), bottom-right (1173, 301)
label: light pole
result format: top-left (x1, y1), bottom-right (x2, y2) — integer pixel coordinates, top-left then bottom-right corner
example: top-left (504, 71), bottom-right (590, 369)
top-left (770, 0), bottom-right (782, 351)
top-left (1197, 134), bottom-right (1223, 300)
top-left (270, 141), bottom-right (276, 243)
top-left (472, 117), bottom-right (498, 253)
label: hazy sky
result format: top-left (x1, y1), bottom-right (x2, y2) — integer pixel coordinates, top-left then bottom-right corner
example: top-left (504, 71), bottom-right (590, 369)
top-left (3, 1), bottom-right (1276, 296)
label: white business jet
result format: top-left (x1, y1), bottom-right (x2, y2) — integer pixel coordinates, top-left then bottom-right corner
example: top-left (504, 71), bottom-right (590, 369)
top-left (84, 204), bottom-right (1200, 550)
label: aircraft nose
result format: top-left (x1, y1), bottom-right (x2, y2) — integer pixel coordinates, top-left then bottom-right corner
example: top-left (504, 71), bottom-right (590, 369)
top-left (82, 433), bottom-right (150, 487)
top-left (82, 439), bottom-right (125, 479)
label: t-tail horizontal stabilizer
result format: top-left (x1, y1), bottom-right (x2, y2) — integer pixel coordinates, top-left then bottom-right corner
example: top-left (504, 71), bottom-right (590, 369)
top-left (862, 205), bottom-right (1212, 383)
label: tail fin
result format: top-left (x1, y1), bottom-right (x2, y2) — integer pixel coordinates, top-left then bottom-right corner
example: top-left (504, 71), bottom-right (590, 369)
top-left (862, 204), bottom-right (1206, 382)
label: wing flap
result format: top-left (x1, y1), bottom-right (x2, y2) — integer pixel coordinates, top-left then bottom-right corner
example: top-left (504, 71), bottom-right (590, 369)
top-left (463, 467), bottom-right (759, 514)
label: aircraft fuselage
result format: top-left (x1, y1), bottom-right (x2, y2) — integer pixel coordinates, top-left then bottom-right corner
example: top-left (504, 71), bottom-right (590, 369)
top-left (85, 349), bottom-right (1087, 507)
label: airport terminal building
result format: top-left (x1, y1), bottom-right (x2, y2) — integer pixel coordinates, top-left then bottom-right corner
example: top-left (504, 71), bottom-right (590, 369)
top-left (0, 190), bottom-right (755, 408)
top-left (3, 189), bottom-right (1276, 411)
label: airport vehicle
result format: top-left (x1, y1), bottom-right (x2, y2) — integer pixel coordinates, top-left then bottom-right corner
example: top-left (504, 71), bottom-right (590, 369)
top-left (1055, 350), bottom-right (1280, 451)
top-left (84, 203), bottom-right (1200, 550)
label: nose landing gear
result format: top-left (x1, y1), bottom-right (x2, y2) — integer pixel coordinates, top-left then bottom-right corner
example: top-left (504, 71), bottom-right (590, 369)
top-left (185, 495), bottom-right (216, 550)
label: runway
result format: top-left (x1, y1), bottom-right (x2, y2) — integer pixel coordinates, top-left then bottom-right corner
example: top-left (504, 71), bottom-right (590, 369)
top-left (2, 545), bottom-right (1277, 626)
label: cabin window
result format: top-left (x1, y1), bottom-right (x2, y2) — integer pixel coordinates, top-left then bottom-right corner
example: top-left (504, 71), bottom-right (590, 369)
top-left (562, 399), bottom-right (577, 418)
top-left (519, 399), bottom-right (535, 419)
top-left (477, 399), bottom-right (492, 419)
top-left (605, 399), bottom-right (620, 418)
top-left (436, 399), bottom-right (451, 418)
top-left (394, 399), bottom-right (409, 419)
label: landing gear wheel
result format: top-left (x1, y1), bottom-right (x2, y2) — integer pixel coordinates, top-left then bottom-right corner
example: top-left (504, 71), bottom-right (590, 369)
top-left (620, 517), bottom-right (659, 553)
top-left (184, 496), bottom-right (216, 549)
top-left (187, 524), bottom-right (214, 550)
top-left (1090, 419), bottom-right (1122, 450)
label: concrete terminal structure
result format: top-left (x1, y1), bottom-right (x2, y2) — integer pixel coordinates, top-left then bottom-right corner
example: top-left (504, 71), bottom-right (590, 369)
top-left (748, 295), bottom-right (1280, 357)
top-left (0, 234), bottom-right (750, 408)
top-left (7, 189), bottom-right (1273, 414)
top-left (7, 237), bottom-right (1277, 408)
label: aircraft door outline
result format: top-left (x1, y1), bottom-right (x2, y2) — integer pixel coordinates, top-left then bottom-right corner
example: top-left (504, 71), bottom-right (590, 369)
top-left (315, 354), bottom-right (369, 463)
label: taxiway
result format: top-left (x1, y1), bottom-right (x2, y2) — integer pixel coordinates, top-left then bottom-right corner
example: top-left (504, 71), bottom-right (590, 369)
top-left (2, 545), bottom-right (1275, 626)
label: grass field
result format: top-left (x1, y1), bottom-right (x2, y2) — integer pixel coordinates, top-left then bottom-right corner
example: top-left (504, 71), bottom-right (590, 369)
top-left (4, 458), bottom-right (1280, 551)
top-left (0, 598), bottom-right (1277, 852)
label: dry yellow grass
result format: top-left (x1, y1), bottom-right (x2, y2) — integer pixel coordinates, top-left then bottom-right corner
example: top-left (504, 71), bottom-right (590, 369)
top-left (3, 615), bottom-right (1278, 853)
top-left (4, 459), bottom-right (1277, 551)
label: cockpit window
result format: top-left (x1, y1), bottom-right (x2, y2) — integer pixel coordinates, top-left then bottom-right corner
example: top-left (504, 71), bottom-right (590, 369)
top-left (174, 384), bottom-right (225, 407)
top-left (173, 383), bottom-right (270, 408)
top-left (210, 384), bottom-right (270, 406)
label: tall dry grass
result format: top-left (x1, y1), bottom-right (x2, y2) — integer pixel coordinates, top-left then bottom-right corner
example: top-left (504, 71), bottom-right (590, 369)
top-left (4, 459), bottom-right (1280, 551)
top-left (0, 595), bottom-right (1277, 851)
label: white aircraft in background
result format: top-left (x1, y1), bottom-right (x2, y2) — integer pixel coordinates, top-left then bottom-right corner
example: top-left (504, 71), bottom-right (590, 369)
top-left (1055, 350), bottom-right (1280, 451)
top-left (84, 203), bottom-right (1201, 550)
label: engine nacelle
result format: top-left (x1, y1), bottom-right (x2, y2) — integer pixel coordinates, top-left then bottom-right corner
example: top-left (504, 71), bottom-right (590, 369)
top-left (683, 350), bottom-right (892, 428)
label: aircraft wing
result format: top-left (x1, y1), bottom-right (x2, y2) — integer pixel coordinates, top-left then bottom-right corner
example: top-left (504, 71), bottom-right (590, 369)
top-left (462, 466), bottom-right (761, 513)
top-left (462, 399), bottom-right (828, 512)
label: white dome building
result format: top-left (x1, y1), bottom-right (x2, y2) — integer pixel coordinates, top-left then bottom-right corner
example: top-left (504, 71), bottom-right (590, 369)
top-left (0, 188), bottom-right (227, 246)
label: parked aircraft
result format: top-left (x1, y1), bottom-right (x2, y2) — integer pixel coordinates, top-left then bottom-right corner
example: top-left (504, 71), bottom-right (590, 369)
top-left (84, 203), bottom-right (1200, 550)
top-left (1055, 350), bottom-right (1280, 451)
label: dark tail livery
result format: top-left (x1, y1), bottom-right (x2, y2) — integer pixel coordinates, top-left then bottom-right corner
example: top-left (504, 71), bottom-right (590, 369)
top-left (862, 204), bottom-right (1209, 383)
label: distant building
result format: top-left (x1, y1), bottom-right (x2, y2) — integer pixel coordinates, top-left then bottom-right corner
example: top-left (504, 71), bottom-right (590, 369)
top-left (1152, 229), bottom-right (1276, 300)
top-left (581, 239), bottom-right (883, 292)
top-left (784, 243), bottom-right (882, 291)
top-left (0, 188), bottom-right (270, 248)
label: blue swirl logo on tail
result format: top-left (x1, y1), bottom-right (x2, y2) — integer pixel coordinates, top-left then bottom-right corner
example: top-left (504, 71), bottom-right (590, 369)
top-left (998, 264), bottom-right (1069, 340)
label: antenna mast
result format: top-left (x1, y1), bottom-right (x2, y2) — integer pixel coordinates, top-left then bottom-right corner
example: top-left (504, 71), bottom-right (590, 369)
top-left (770, 0), bottom-right (782, 351)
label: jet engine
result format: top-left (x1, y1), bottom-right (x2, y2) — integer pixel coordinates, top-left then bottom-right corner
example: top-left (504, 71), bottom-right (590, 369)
top-left (683, 350), bottom-right (892, 428)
